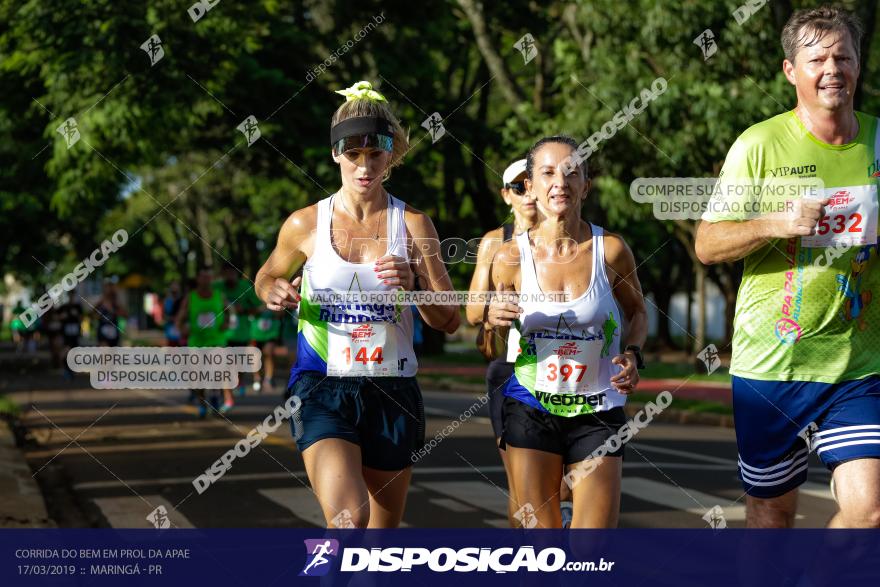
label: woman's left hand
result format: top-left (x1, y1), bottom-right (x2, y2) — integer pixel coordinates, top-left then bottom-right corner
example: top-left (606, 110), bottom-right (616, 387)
top-left (610, 351), bottom-right (639, 394)
top-left (375, 255), bottom-right (416, 290)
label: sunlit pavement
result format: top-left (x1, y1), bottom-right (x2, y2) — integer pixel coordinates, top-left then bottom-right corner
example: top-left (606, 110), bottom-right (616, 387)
top-left (5, 371), bottom-right (835, 529)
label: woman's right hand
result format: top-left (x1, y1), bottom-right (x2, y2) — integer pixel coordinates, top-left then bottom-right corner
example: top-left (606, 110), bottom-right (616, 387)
top-left (266, 276), bottom-right (302, 311)
top-left (486, 283), bottom-right (522, 328)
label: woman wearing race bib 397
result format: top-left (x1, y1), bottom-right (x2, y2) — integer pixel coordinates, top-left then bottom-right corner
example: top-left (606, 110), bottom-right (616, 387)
top-left (255, 81), bottom-right (459, 529)
top-left (486, 136), bottom-right (648, 528)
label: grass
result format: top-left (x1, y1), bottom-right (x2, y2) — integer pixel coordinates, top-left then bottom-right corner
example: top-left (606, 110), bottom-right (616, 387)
top-left (0, 395), bottom-right (20, 419)
top-left (421, 349), bottom-right (488, 366)
top-left (417, 354), bottom-right (734, 415)
top-left (418, 373), bottom-right (486, 386)
top-left (629, 392), bottom-right (732, 415)
top-left (422, 352), bottom-right (731, 383)
top-left (640, 361), bottom-right (731, 384)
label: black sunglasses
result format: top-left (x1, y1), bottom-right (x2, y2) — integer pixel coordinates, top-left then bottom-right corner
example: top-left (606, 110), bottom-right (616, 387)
top-left (504, 181), bottom-right (526, 195)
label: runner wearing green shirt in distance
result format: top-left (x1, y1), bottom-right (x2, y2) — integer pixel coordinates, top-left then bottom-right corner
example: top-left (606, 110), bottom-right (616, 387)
top-left (216, 265), bottom-right (259, 395)
top-left (176, 266), bottom-right (232, 418)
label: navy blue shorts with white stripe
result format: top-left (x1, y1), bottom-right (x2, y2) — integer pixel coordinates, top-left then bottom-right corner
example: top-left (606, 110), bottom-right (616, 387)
top-left (732, 375), bottom-right (880, 498)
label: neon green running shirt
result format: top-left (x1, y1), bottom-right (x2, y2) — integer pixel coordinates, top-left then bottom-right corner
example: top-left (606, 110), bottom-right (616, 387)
top-left (703, 111), bottom-right (880, 383)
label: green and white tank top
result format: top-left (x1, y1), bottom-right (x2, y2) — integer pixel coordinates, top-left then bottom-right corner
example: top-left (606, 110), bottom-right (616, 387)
top-left (504, 224), bottom-right (626, 417)
top-left (288, 193), bottom-right (417, 386)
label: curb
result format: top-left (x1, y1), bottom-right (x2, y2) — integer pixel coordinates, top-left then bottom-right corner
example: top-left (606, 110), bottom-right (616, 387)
top-left (0, 419), bottom-right (55, 528)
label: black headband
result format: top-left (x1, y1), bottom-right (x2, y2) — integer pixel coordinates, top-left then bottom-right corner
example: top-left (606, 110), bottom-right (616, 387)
top-left (330, 116), bottom-right (394, 145)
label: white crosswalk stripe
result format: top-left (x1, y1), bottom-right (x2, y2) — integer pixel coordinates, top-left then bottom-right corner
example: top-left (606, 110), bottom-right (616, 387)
top-left (621, 477), bottom-right (746, 521)
top-left (416, 480), bottom-right (508, 517)
top-left (800, 481), bottom-right (835, 501)
top-left (92, 495), bottom-right (194, 528)
top-left (258, 487), bottom-right (412, 528)
top-left (429, 497), bottom-right (477, 513)
top-left (259, 488), bottom-right (327, 527)
top-left (92, 476), bottom-right (816, 528)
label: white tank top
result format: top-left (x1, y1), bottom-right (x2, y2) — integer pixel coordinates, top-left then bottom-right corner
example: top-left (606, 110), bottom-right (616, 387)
top-left (290, 193), bottom-right (417, 382)
top-left (505, 224), bottom-right (626, 416)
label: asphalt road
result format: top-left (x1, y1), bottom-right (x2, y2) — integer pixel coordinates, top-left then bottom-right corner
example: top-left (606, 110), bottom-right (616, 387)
top-left (5, 372), bottom-right (838, 529)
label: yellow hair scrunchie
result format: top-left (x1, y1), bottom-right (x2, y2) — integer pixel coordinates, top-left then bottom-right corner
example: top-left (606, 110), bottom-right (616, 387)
top-left (335, 80), bottom-right (387, 103)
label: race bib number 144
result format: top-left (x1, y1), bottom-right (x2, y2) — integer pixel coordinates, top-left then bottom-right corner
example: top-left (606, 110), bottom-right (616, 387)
top-left (327, 322), bottom-right (400, 377)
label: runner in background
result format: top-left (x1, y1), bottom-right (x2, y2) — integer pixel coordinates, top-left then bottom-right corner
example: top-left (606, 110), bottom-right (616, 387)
top-left (12, 299), bottom-right (38, 353)
top-left (255, 81), bottom-right (459, 528)
top-left (163, 281), bottom-right (183, 346)
top-left (486, 135), bottom-right (647, 528)
top-left (10, 300), bottom-right (27, 351)
top-left (176, 266), bottom-right (232, 418)
top-left (468, 158), bottom-right (568, 526)
top-left (95, 279), bottom-right (126, 347)
top-left (216, 265), bottom-right (258, 395)
top-left (251, 305), bottom-right (282, 394)
top-left (43, 305), bottom-right (64, 369)
top-left (59, 292), bottom-right (83, 381)
top-left (181, 277), bottom-right (196, 404)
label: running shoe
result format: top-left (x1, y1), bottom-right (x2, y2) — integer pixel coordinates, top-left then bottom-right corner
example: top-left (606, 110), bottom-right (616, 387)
top-left (561, 501), bottom-right (573, 528)
top-left (219, 401), bottom-right (234, 415)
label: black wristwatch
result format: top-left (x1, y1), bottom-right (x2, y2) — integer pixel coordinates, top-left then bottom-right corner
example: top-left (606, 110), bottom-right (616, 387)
top-left (625, 345), bottom-right (646, 370)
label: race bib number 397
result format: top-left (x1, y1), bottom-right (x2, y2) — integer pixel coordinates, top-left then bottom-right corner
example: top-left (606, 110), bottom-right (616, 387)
top-left (534, 338), bottom-right (600, 394)
top-left (327, 322), bottom-right (400, 377)
top-left (801, 185), bottom-right (878, 248)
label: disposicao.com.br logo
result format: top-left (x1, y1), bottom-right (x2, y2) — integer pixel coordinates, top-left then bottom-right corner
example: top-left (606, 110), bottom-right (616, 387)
top-left (299, 539), bottom-right (615, 575)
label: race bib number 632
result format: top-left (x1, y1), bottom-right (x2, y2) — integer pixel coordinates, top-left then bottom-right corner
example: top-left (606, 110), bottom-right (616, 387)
top-left (801, 185), bottom-right (878, 248)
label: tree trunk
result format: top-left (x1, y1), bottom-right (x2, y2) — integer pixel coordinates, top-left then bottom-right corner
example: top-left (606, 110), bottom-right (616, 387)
top-left (771, 0), bottom-right (794, 35)
top-left (469, 66), bottom-right (494, 232)
top-left (694, 262), bottom-right (707, 356)
top-left (455, 0), bottom-right (526, 108)
top-left (707, 262), bottom-right (743, 349)
top-left (653, 287), bottom-right (678, 350)
top-left (685, 270), bottom-right (694, 354)
top-left (723, 285), bottom-right (737, 349)
top-left (854, 0), bottom-right (878, 109)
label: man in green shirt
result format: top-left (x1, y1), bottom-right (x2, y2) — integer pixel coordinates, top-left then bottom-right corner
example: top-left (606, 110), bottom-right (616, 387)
top-left (696, 6), bottom-right (880, 528)
top-left (176, 266), bottom-right (232, 418)
top-left (216, 265), bottom-right (259, 395)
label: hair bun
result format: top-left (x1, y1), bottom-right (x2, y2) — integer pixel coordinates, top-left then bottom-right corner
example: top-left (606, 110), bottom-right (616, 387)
top-left (335, 80), bottom-right (387, 103)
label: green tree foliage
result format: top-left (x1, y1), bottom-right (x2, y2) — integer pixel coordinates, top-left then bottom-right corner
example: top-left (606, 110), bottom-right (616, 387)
top-left (3, 0), bottom-right (877, 347)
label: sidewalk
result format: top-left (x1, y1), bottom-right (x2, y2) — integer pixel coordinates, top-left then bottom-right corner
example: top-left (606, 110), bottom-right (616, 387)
top-left (0, 421), bottom-right (54, 527)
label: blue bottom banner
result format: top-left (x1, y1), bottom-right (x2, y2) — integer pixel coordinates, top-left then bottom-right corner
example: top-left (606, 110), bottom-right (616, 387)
top-left (2, 529), bottom-right (878, 586)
